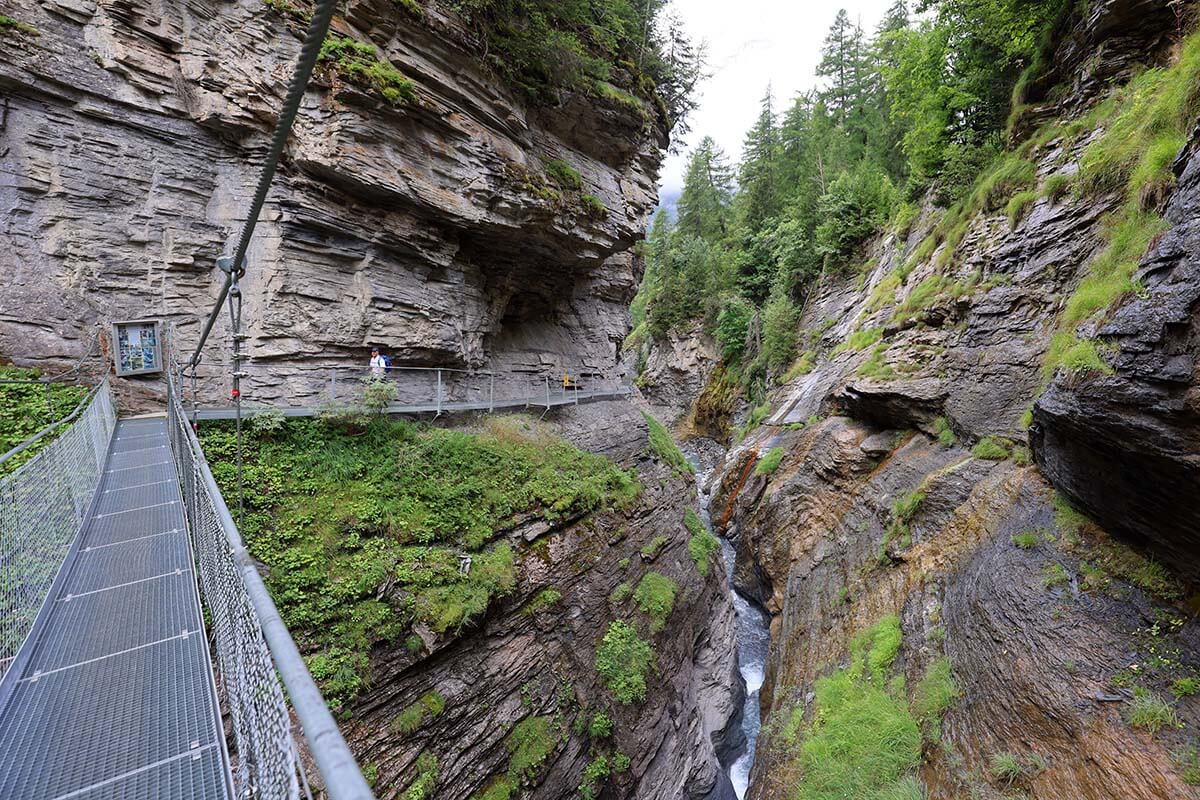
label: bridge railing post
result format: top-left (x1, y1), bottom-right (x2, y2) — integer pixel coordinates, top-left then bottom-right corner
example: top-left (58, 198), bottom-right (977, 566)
top-left (489, 374), bottom-right (495, 413)
top-left (436, 369), bottom-right (443, 416)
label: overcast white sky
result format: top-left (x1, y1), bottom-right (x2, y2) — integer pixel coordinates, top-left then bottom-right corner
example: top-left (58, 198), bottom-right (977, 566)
top-left (658, 0), bottom-right (898, 200)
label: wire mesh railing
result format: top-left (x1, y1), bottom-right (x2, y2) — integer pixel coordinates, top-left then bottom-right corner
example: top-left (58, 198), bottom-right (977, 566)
top-left (166, 371), bottom-right (374, 800)
top-left (0, 381), bottom-right (115, 681)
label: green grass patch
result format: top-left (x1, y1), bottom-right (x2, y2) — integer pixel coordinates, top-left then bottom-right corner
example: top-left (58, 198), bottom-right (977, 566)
top-left (685, 509), bottom-right (720, 577)
top-left (581, 194), bottom-right (608, 219)
top-left (736, 402), bottom-right (772, 442)
top-left (0, 15), bottom-right (38, 35)
top-left (200, 416), bottom-right (638, 709)
top-left (523, 588), bottom-right (562, 615)
top-left (545, 158), bottom-right (582, 190)
top-left (1012, 531), bottom-right (1041, 549)
top-left (319, 36), bottom-right (417, 104)
top-left (595, 620), bottom-right (655, 704)
top-left (989, 752), bottom-right (1024, 785)
top-left (633, 572), bottom-right (678, 633)
top-left (972, 437), bottom-right (1010, 460)
top-left (933, 417), bottom-right (956, 448)
top-left (913, 657), bottom-right (958, 739)
top-left (639, 535), bottom-right (668, 560)
top-left (788, 615), bottom-right (921, 800)
top-left (780, 350), bottom-right (817, 383)
top-left (1041, 563), bottom-right (1069, 590)
top-left (1041, 172), bottom-right (1072, 202)
top-left (1172, 678), bottom-right (1199, 699)
top-left (833, 327), bottom-right (884, 355)
top-left (609, 582), bottom-right (632, 603)
top-left (1006, 190), bottom-right (1037, 227)
top-left (0, 366), bottom-right (90, 478)
top-left (1125, 687), bottom-right (1180, 733)
top-left (506, 715), bottom-right (555, 784)
top-left (641, 412), bottom-right (692, 478)
top-left (755, 447), bottom-right (784, 476)
top-left (857, 344), bottom-right (897, 380)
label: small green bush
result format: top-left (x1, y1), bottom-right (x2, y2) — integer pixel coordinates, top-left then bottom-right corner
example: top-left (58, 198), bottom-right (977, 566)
top-left (1126, 688), bottom-right (1180, 733)
top-left (507, 716), bottom-right (555, 783)
top-left (755, 447), bottom-right (784, 476)
top-left (612, 752), bottom-right (631, 773)
top-left (406, 752), bottom-right (439, 800)
top-left (0, 15), bottom-right (38, 35)
top-left (685, 509), bottom-right (721, 577)
top-left (633, 572), bottom-right (678, 633)
top-left (1012, 531), bottom-right (1040, 549)
top-left (581, 194), bottom-right (607, 219)
top-left (989, 752), bottom-right (1023, 785)
top-left (1172, 678), bottom-right (1199, 699)
top-left (319, 36), bottom-right (417, 104)
top-left (972, 437), bottom-right (1010, 460)
top-left (595, 621), bottom-right (655, 704)
top-left (609, 582), bottom-right (632, 603)
top-left (933, 417), bottom-right (956, 447)
top-left (545, 159), bottom-right (583, 190)
top-left (588, 712), bottom-right (613, 739)
top-left (524, 588), bottom-right (562, 615)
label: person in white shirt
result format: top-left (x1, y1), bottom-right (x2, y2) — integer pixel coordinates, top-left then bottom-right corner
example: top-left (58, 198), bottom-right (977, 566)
top-left (369, 347), bottom-right (387, 378)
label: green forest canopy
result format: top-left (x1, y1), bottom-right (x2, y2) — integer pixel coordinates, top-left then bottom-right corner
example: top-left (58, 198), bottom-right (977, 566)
top-left (629, 0), bottom-right (1072, 394)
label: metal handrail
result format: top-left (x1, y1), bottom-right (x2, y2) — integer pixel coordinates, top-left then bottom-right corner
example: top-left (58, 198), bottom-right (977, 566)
top-left (166, 373), bottom-right (374, 800)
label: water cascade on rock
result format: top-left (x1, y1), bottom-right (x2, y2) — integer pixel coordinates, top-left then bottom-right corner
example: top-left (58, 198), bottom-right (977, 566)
top-left (686, 442), bottom-right (771, 800)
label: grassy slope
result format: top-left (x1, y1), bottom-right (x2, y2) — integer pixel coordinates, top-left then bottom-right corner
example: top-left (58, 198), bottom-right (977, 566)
top-left (0, 366), bottom-right (89, 478)
top-left (200, 414), bottom-right (639, 708)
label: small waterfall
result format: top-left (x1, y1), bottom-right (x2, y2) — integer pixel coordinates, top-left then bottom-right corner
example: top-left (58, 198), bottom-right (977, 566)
top-left (685, 441), bottom-right (772, 800)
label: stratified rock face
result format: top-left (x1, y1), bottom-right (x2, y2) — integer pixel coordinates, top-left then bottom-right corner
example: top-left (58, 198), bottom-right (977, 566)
top-left (688, 4), bottom-right (1200, 799)
top-left (0, 0), bottom-right (663, 403)
top-left (634, 323), bottom-right (720, 427)
top-left (342, 402), bottom-right (739, 800)
top-left (1033, 127), bottom-right (1200, 582)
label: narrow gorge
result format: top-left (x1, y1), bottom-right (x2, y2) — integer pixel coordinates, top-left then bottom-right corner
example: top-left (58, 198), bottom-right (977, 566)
top-left (2, 0), bottom-right (1199, 798)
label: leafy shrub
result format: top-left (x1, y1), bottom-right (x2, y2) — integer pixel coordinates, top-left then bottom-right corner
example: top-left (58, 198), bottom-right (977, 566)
top-left (588, 712), bottom-right (613, 739)
top-left (633, 572), bottom-right (678, 633)
top-left (612, 752), bottom-right (631, 773)
top-left (363, 378), bottom-right (398, 413)
top-left (609, 582), bottom-right (632, 603)
top-left (249, 406), bottom-right (286, 438)
top-left (406, 752), bottom-right (439, 800)
top-left (755, 447), bottom-right (784, 476)
top-left (595, 621), bottom-right (655, 704)
top-left (0, 366), bottom-right (89, 477)
top-left (760, 290), bottom-right (800, 372)
top-left (507, 716), bottom-right (555, 783)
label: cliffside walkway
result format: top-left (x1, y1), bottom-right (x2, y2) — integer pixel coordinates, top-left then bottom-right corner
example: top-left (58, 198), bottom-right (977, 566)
top-left (0, 416), bottom-right (233, 800)
top-left (189, 366), bottom-right (634, 420)
top-left (0, 379), bottom-right (374, 800)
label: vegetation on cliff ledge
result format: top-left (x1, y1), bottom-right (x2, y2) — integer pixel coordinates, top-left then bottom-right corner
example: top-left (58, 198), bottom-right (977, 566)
top-left (200, 414), bottom-right (638, 709)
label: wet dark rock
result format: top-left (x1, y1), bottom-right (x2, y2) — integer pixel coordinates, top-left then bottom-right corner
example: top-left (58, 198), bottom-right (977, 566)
top-left (1034, 119), bottom-right (1200, 583)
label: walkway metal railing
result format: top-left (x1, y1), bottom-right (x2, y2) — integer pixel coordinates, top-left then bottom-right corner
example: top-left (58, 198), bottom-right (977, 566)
top-left (166, 372), bottom-right (374, 800)
top-left (0, 381), bottom-right (115, 681)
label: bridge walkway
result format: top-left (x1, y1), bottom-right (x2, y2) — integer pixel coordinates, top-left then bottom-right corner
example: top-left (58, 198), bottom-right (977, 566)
top-left (0, 416), bottom-right (233, 800)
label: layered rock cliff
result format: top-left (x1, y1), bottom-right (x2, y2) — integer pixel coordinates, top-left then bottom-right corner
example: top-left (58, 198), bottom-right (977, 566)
top-left (661, 2), bottom-right (1200, 798)
top-left (0, 0), bottom-right (662, 401)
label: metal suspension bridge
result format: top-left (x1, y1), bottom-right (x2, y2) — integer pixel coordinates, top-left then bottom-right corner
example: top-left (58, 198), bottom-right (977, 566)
top-left (0, 0), bottom-right (630, 795)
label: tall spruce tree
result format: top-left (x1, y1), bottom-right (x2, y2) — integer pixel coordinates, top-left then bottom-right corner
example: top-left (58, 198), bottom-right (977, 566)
top-left (677, 137), bottom-right (734, 242)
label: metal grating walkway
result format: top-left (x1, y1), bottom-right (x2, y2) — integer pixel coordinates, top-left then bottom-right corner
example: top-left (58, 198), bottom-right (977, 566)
top-left (0, 417), bottom-right (234, 800)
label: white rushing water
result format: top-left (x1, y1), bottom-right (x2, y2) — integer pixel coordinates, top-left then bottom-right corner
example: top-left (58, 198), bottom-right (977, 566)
top-left (686, 443), bottom-right (772, 800)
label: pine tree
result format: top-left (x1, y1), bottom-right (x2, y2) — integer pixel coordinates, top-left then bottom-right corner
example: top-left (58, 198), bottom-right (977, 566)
top-left (737, 86), bottom-right (781, 234)
top-left (677, 137), bottom-right (734, 242)
top-left (815, 10), bottom-right (866, 126)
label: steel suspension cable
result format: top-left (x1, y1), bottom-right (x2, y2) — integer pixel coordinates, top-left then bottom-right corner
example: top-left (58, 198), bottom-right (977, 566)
top-left (187, 0), bottom-right (338, 370)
